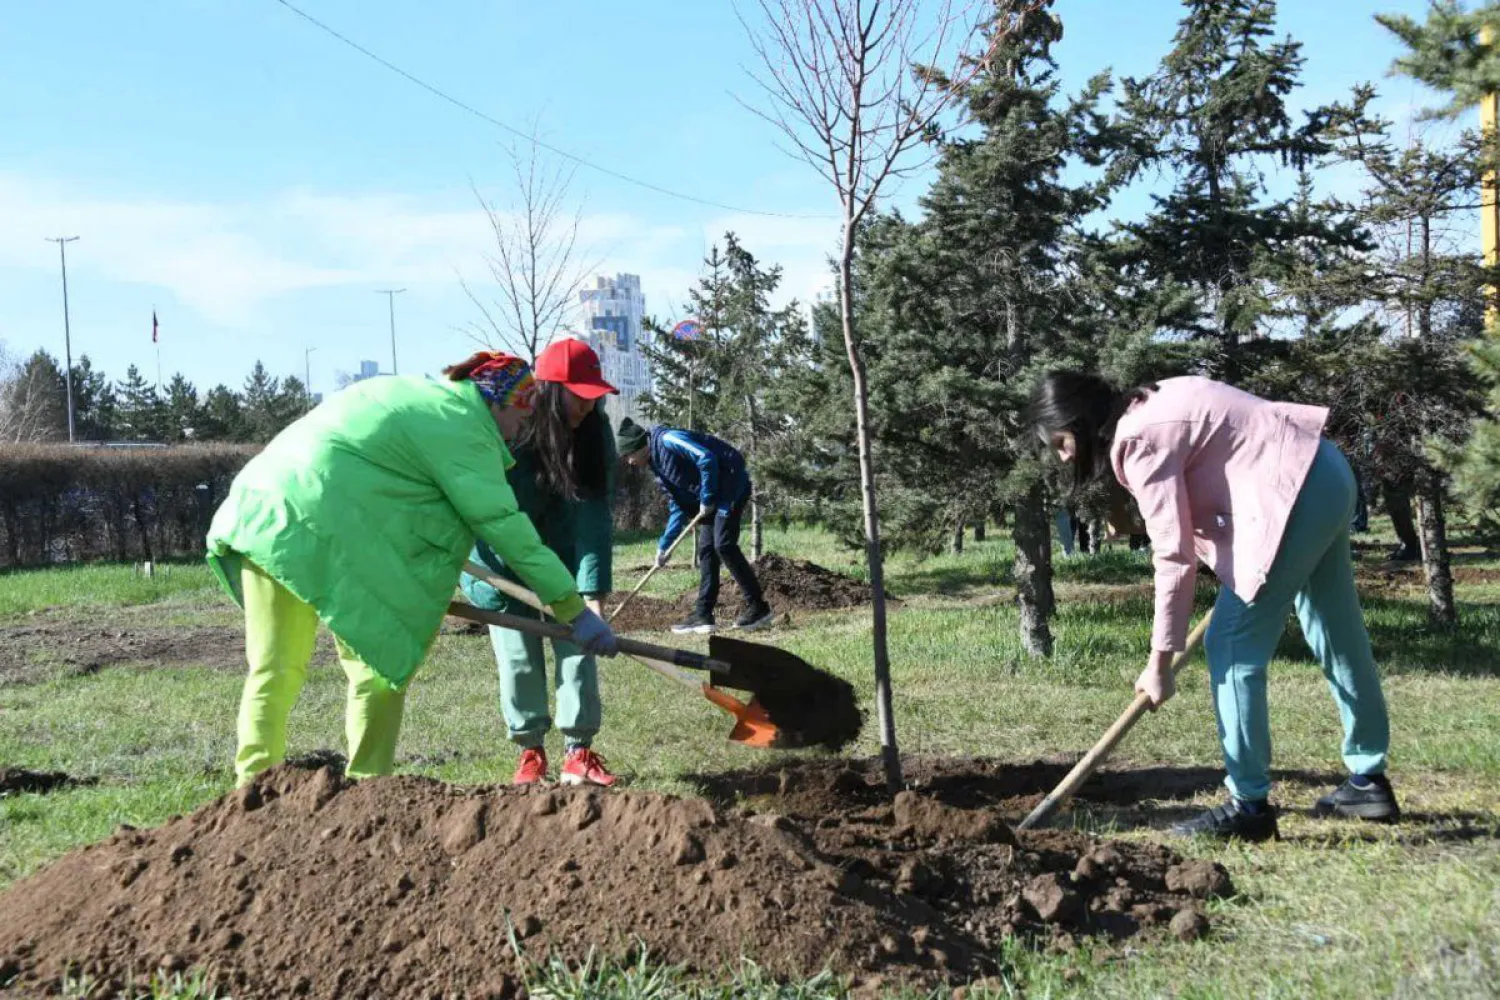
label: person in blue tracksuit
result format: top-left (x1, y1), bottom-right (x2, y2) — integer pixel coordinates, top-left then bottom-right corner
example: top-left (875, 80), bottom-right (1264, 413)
top-left (616, 418), bottom-right (772, 633)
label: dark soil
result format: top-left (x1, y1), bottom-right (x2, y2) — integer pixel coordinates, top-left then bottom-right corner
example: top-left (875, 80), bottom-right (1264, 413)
top-left (0, 767), bottom-right (92, 797)
top-left (0, 761), bottom-right (1228, 997)
top-left (607, 553), bottom-right (880, 633)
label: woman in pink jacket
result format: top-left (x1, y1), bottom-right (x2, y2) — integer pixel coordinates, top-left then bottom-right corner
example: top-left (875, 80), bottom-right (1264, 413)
top-left (1030, 372), bottom-right (1397, 842)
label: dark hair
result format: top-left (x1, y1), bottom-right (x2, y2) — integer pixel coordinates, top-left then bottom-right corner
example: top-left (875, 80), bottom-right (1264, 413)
top-left (514, 381), bottom-right (609, 502)
top-left (1026, 371), bottom-right (1152, 492)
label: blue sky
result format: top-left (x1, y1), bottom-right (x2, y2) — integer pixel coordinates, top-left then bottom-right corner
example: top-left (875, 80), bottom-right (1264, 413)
top-left (0, 0), bottom-right (1441, 396)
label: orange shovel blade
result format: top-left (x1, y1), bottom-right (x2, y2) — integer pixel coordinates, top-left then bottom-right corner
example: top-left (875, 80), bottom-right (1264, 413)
top-left (701, 684), bottom-right (781, 748)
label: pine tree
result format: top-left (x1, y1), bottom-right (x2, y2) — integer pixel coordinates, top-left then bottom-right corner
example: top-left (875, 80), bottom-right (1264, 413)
top-left (273, 376), bottom-right (311, 432)
top-left (114, 365), bottom-right (166, 442)
top-left (1378, 1), bottom-right (1500, 118)
top-left (644, 235), bottom-right (815, 556)
top-left (69, 355), bottom-right (117, 442)
top-left (241, 361), bottom-right (282, 444)
top-left (847, 0), bottom-right (1111, 654)
top-left (1313, 94), bottom-right (1494, 624)
top-left (1109, 0), bottom-right (1362, 381)
top-left (197, 385), bottom-right (244, 442)
top-left (163, 373), bottom-right (200, 441)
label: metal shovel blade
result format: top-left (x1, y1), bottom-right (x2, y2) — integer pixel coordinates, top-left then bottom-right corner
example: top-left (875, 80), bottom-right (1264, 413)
top-left (706, 634), bottom-right (863, 751)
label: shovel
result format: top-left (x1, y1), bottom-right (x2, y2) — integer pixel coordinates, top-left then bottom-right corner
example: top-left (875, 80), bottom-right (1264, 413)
top-left (1017, 611), bottom-right (1213, 831)
top-left (459, 562), bottom-right (780, 747)
top-left (608, 509), bottom-right (710, 623)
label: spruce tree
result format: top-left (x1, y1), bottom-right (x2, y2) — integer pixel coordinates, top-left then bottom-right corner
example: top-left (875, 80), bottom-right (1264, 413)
top-left (1110, 0), bottom-right (1361, 381)
top-left (114, 365), bottom-right (166, 442)
top-left (241, 361), bottom-right (282, 444)
top-left (197, 385), bottom-right (244, 442)
top-left (163, 373), bottom-right (200, 441)
top-left (851, 0), bottom-right (1107, 655)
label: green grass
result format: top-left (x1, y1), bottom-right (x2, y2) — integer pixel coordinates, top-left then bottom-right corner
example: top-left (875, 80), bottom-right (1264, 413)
top-left (2, 527), bottom-right (1498, 998)
top-left (0, 561), bottom-right (218, 620)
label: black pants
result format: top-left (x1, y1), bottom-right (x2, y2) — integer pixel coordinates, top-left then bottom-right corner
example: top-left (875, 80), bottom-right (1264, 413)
top-left (1384, 481), bottom-right (1420, 553)
top-left (695, 501), bottom-right (765, 617)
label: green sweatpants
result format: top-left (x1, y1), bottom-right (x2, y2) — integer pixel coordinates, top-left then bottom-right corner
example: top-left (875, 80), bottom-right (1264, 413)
top-left (489, 603), bottom-right (601, 750)
top-left (234, 562), bottom-right (406, 786)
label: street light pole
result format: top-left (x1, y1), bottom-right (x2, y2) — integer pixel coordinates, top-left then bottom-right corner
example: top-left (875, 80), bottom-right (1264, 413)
top-left (304, 347), bottom-right (317, 412)
top-left (376, 289), bottom-right (405, 375)
top-left (46, 236), bottom-right (80, 442)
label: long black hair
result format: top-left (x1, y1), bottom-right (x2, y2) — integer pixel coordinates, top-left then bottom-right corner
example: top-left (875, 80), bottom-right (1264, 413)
top-left (1027, 371), bottom-right (1153, 492)
top-left (515, 381), bottom-right (609, 502)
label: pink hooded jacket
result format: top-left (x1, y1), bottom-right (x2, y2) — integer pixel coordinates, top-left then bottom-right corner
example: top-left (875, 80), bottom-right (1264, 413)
top-left (1109, 376), bottom-right (1328, 651)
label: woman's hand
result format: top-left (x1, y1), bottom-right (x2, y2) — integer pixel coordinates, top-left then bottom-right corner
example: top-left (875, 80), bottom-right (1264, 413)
top-left (569, 608), bottom-right (619, 658)
top-left (584, 597), bottom-right (603, 618)
top-left (1134, 649), bottom-right (1177, 709)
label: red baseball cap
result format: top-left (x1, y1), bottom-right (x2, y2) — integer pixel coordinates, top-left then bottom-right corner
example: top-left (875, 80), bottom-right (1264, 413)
top-left (534, 337), bottom-right (618, 399)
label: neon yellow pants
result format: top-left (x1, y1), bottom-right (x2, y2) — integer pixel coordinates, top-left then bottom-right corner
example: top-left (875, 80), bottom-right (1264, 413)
top-left (234, 562), bottom-right (406, 787)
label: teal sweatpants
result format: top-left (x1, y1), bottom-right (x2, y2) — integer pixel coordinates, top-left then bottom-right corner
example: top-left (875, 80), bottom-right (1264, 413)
top-left (1205, 438), bottom-right (1391, 802)
top-left (489, 604), bottom-right (601, 750)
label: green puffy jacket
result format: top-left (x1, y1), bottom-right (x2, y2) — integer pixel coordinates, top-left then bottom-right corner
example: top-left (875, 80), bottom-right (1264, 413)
top-left (206, 376), bottom-right (587, 691)
top-left (460, 409), bottom-right (616, 613)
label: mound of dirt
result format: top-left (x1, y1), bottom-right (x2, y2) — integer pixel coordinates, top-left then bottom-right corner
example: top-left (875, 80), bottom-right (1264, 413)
top-left (606, 554), bottom-right (878, 633)
top-left (755, 553), bottom-right (878, 611)
top-left (0, 762), bottom-right (1227, 996)
top-left (0, 767), bottom-right (92, 797)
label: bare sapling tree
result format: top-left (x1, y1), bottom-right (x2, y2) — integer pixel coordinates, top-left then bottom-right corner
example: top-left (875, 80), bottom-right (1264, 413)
top-left (741, 0), bottom-right (991, 791)
top-left (463, 128), bottom-right (598, 363)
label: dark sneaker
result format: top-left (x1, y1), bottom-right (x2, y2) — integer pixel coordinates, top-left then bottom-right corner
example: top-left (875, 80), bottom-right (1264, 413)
top-left (733, 601), bottom-right (774, 631)
top-left (1171, 798), bottom-right (1280, 843)
top-left (1314, 774), bottom-right (1400, 822)
top-left (1388, 544), bottom-right (1420, 562)
top-left (671, 613), bottom-right (716, 635)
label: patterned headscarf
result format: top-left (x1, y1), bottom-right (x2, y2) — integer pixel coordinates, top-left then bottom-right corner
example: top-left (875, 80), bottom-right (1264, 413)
top-left (467, 353), bottom-right (536, 410)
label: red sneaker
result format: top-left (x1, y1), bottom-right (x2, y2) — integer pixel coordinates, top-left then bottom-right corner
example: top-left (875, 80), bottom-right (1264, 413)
top-left (560, 748), bottom-right (617, 787)
top-left (513, 747), bottom-right (548, 785)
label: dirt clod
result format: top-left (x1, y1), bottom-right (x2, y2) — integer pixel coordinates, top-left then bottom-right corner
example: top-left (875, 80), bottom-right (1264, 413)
top-left (1023, 873), bottom-right (1082, 924)
top-left (1165, 860), bottom-right (1234, 900)
top-left (1169, 907), bottom-right (1210, 942)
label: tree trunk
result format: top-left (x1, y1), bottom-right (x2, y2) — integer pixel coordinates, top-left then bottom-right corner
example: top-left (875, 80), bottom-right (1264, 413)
top-left (973, 519), bottom-right (986, 542)
top-left (839, 232), bottom-right (903, 792)
top-left (1013, 484), bottom-right (1055, 657)
top-left (952, 518), bottom-right (965, 555)
top-left (1416, 468), bottom-right (1457, 627)
top-left (745, 394), bottom-right (763, 561)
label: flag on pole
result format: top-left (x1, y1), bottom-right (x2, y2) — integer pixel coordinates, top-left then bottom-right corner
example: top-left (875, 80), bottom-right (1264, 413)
top-left (152, 310), bottom-right (159, 344)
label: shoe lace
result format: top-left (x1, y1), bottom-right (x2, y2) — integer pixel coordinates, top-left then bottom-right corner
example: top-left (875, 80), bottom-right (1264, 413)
top-left (570, 748), bottom-right (607, 771)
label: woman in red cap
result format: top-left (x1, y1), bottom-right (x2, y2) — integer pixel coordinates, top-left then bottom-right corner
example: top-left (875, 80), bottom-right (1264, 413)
top-left (460, 337), bottom-right (625, 786)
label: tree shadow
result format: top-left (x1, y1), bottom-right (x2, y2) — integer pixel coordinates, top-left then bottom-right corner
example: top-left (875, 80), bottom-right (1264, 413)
top-left (1267, 595), bottom-right (1500, 678)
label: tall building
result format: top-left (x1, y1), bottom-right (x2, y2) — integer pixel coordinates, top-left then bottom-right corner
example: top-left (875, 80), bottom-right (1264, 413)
top-left (577, 273), bottom-right (651, 425)
top-left (358, 360), bottom-right (380, 380)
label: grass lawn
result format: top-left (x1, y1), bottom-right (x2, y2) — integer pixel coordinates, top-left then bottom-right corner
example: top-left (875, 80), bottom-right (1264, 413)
top-left (1, 527), bottom-right (1497, 998)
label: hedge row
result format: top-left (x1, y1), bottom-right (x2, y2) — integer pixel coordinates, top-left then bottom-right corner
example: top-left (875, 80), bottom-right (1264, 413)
top-left (0, 444), bottom-right (668, 570)
top-left (0, 445), bottom-right (258, 569)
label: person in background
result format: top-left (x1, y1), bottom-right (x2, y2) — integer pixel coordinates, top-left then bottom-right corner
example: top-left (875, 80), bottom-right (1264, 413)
top-left (616, 418), bottom-right (773, 634)
top-left (460, 338), bottom-right (621, 787)
top-left (207, 352), bottom-right (619, 788)
top-left (1030, 371), bottom-right (1398, 842)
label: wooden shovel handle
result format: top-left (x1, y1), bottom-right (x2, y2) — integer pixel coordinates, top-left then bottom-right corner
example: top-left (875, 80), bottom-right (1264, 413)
top-left (461, 561), bottom-right (706, 692)
top-left (608, 509), bottom-right (710, 623)
top-left (1016, 611), bottom-right (1214, 832)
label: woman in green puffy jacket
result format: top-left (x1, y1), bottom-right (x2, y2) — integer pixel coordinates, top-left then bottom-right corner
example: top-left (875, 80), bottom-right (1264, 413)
top-left (206, 351), bottom-right (620, 787)
top-left (460, 338), bottom-right (621, 787)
